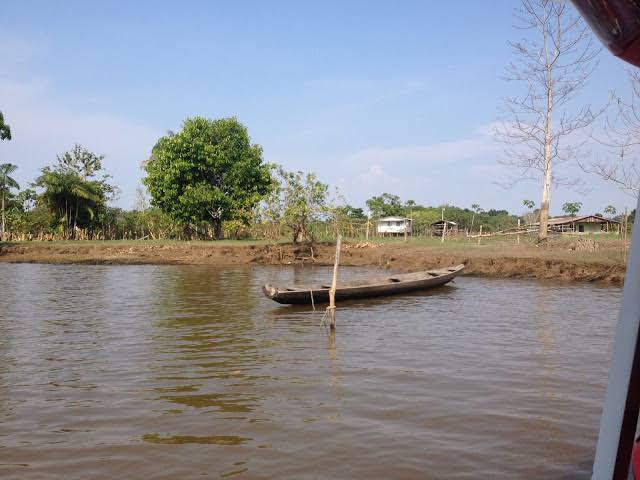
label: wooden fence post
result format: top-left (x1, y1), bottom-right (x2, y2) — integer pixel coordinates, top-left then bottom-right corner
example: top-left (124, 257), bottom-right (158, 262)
top-left (328, 235), bottom-right (342, 330)
top-left (625, 208), bottom-right (629, 262)
top-left (478, 225), bottom-right (482, 246)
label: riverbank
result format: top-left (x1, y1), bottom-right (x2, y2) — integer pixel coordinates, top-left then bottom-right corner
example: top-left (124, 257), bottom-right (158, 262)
top-left (0, 236), bottom-right (627, 284)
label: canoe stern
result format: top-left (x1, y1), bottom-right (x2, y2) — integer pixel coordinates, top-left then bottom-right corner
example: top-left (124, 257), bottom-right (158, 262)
top-left (262, 284), bottom-right (278, 299)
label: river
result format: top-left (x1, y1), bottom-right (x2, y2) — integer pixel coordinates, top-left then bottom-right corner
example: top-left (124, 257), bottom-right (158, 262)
top-left (0, 264), bottom-right (621, 479)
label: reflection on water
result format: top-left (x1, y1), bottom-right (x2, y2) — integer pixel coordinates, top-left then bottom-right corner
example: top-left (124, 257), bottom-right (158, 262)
top-left (533, 283), bottom-right (558, 398)
top-left (143, 433), bottom-right (252, 445)
top-left (0, 264), bottom-right (621, 479)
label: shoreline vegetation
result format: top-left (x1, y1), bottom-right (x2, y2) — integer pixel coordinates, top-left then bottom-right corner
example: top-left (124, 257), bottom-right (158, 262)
top-left (0, 235), bottom-right (627, 284)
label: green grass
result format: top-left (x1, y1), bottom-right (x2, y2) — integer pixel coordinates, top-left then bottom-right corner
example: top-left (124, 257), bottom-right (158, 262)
top-left (1, 232), bottom-right (625, 249)
top-left (1, 233), bottom-right (628, 268)
top-left (340, 232), bottom-right (625, 247)
top-left (0, 238), bottom-right (279, 247)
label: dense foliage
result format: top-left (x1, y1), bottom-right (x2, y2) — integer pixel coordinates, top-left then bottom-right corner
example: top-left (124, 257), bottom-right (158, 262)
top-left (0, 122), bottom-right (627, 242)
top-left (33, 145), bottom-right (116, 238)
top-left (143, 117), bottom-right (272, 239)
top-left (1, 163), bottom-right (20, 234)
top-left (362, 192), bottom-right (522, 234)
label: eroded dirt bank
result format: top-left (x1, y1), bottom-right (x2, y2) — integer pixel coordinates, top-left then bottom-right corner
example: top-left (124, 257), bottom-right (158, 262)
top-left (0, 241), bottom-right (626, 284)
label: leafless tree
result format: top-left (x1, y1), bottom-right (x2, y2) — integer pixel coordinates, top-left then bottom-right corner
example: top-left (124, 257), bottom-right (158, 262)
top-left (134, 185), bottom-right (149, 211)
top-left (581, 71), bottom-right (640, 197)
top-left (494, 0), bottom-right (600, 241)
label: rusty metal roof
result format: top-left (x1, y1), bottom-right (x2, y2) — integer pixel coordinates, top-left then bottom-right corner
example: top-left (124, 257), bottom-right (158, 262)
top-left (548, 215), bottom-right (620, 225)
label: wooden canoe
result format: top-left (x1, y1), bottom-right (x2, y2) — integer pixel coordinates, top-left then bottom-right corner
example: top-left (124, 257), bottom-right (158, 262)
top-left (262, 264), bottom-right (464, 305)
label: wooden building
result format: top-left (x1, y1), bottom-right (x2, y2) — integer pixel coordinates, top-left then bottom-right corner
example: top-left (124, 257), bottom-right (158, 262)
top-left (376, 217), bottom-right (412, 236)
top-left (547, 215), bottom-right (620, 233)
top-left (431, 220), bottom-right (459, 237)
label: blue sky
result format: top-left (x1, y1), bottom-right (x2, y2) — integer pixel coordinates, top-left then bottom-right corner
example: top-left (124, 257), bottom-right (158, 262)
top-left (0, 0), bottom-right (636, 215)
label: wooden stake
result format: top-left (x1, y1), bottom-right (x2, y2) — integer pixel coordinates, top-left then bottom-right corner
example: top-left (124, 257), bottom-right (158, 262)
top-left (441, 221), bottom-right (447, 243)
top-left (478, 225), bottom-right (482, 246)
top-left (366, 219), bottom-right (370, 240)
top-left (517, 218), bottom-right (520, 245)
top-left (328, 235), bottom-right (342, 330)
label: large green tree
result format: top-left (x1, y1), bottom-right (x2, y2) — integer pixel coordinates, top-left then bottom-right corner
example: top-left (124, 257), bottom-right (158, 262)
top-left (143, 117), bottom-right (272, 239)
top-left (0, 163), bottom-right (20, 236)
top-left (0, 111), bottom-right (11, 141)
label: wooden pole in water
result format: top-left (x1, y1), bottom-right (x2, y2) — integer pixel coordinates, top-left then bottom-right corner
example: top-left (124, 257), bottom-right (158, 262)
top-left (328, 235), bottom-right (342, 330)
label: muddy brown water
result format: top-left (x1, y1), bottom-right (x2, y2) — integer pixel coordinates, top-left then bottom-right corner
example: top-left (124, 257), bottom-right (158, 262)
top-left (0, 264), bottom-right (622, 479)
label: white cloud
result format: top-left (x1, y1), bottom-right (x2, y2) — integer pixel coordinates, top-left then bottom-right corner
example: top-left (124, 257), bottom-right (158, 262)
top-left (357, 164), bottom-right (397, 184)
top-left (346, 127), bottom-right (499, 169)
top-left (0, 79), bottom-right (161, 208)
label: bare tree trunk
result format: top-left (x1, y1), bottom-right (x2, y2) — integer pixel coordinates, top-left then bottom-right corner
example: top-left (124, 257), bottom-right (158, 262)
top-left (539, 66), bottom-right (554, 242)
top-left (212, 218), bottom-right (222, 240)
top-left (73, 200), bottom-right (79, 239)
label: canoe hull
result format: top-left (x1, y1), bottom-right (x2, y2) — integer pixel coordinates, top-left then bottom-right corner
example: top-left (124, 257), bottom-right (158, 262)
top-left (262, 264), bottom-right (464, 305)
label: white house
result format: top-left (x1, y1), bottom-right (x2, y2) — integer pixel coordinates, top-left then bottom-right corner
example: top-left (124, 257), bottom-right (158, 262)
top-left (376, 217), bottom-right (412, 236)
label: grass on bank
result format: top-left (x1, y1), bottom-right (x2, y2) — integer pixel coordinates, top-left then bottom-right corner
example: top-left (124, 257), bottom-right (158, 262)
top-left (0, 238), bottom-right (278, 248)
top-left (0, 232), bottom-right (625, 249)
top-left (0, 233), bottom-right (628, 266)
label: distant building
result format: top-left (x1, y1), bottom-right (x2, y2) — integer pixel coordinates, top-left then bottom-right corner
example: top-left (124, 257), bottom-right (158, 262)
top-left (431, 220), bottom-right (459, 237)
top-left (545, 215), bottom-right (620, 233)
top-left (376, 217), bottom-right (412, 236)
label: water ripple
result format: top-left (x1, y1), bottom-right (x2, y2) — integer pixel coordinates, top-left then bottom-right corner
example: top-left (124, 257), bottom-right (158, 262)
top-left (0, 264), bottom-right (621, 479)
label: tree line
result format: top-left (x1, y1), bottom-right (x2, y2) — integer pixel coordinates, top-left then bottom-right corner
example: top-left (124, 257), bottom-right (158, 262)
top-left (3, 0), bottom-right (639, 244)
top-left (0, 108), bottom-right (630, 245)
top-left (0, 137), bottom-right (624, 247)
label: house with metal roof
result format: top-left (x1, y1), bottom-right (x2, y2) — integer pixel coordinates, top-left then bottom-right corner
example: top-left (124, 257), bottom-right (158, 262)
top-left (431, 220), bottom-right (459, 237)
top-left (376, 217), bottom-right (412, 236)
top-left (546, 215), bottom-right (620, 233)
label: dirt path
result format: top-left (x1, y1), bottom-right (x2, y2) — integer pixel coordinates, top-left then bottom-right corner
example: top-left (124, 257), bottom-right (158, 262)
top-left (0, 240), bottom-right (626, 284)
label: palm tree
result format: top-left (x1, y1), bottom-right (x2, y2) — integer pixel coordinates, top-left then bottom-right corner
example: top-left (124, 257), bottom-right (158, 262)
top-left (562, 201), bottom-right (582, 217)
top-left (0, 163), bottom-right (20, 236)
top-left (36, 167), bottom-right (103, 238)
top-left (470, 203), bottom-right (482, 233)
top-left (604, 205), bottom-right (617, 218)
